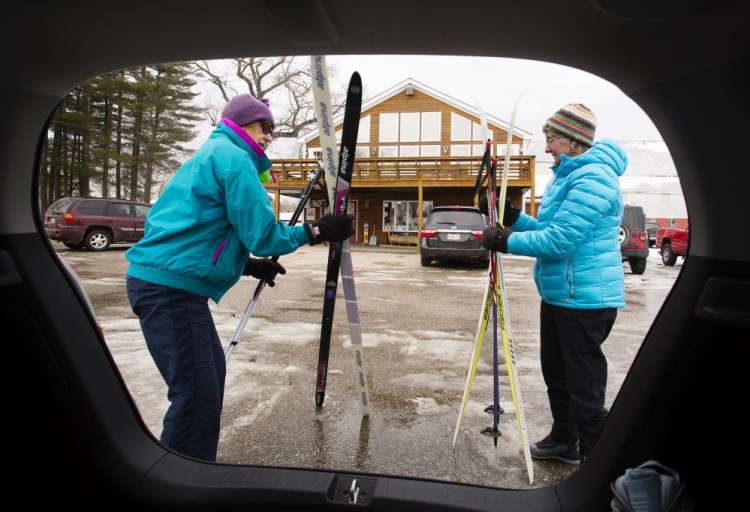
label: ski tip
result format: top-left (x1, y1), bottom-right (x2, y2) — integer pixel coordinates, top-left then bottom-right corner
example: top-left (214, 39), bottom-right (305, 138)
top-left (348, 71), bottom-right (362, 91)
top-left (315, 393), bottom-right (325, 408)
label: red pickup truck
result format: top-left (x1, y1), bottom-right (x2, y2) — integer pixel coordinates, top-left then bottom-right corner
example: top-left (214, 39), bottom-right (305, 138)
top-left (656, 225), bottom-right (689, 266)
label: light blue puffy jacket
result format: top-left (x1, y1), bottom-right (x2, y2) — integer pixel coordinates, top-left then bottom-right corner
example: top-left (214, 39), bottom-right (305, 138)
top-left (507, 138), bottom-right (628, 309)
top-left (126, 123), bottom-right (310, 303)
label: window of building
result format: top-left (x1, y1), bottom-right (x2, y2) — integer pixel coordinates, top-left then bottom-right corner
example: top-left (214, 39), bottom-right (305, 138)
top-left (378, 112), bottom-right (440, 145)
top-left (400, 145), bottom-right (419, 157)
top-left (379, 113), bottom-right (399, 142)
top-left (496, 143), bottom-right (520, 156)
top-left (383, 200), bottom-right (432, 232)
top-left (355, 146), bottom-right (369, 158)
top-left (358, 115), bottom-right (371, 143)
top-left (450, 112), bottom-right (471, 140)
top-left (472, 122), bottom-right (493, 142)
top-left (421, 145), bottom-right (440, 157)
top-left (400, 112), bottom-right (420, 142)
top-left (421, 112), bottom-right (441, 141)
top-left (379, 146), bottom-right (398, 158)
top-left (450, 144), bottom-right (471, 156)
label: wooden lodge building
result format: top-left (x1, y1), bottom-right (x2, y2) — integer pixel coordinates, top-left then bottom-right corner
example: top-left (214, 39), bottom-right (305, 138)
top-left (264, 79), bottom-right (536, 246)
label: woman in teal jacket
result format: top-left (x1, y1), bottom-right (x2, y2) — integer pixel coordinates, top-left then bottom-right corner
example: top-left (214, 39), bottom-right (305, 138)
top-left (482, 103), bottom-right (628, 464)
top-left (126, 94), bottom-right (353, 461)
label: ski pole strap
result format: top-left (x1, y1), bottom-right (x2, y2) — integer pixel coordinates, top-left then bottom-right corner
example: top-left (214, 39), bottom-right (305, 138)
top-left (473, 140), bottom-right (493, 200)
top-left (287, 164), bottom-right (324, 227)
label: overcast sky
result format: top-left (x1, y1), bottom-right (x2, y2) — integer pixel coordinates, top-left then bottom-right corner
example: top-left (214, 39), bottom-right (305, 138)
top-left (329, 55), bottom-right (663, 143)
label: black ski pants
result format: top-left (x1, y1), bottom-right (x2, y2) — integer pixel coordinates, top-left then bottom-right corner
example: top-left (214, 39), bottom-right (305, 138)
top-left (539, 300), bottom-right (617, 459)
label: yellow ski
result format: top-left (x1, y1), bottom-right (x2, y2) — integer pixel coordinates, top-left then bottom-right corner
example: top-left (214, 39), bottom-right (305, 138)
top-left (452, 91), bottom-right (534, 485)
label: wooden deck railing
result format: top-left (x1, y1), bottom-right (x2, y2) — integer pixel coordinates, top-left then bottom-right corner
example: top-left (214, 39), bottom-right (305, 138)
top-left (267, 155), bottom-right (534, 188)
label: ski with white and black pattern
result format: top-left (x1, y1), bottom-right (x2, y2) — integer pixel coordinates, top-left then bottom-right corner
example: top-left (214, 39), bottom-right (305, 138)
top-left (340, 239), bottom-right (371, 416)
top-left (310, 57), bottom-right (366, 410)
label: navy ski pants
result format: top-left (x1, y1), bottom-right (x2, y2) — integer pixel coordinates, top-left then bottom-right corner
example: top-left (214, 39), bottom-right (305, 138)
top-left (126, 277), bottom-right (226, 461)
top-left (539, 300), bottom-right (617, 459)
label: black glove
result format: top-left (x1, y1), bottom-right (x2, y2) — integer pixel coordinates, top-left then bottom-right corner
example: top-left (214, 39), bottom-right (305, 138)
top-left (481, 225), bottom-right (512, 253)
top-left (478, 192), bottom-right (494, 216)
top-left (304, 213), bottom-right (355, 245)
top-left (503, 199), bottom-right (521, 226)
top-left (242, 257), bottom-right (286, 287)
top-left (478, 194), bottom-right (521, 226)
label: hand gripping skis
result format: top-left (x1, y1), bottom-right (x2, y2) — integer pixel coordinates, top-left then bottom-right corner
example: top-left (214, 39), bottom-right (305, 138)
top-left (224, 163), bottom-right (326, 362)
top-left (310, 56), bottom-right (370, 415)
top-left (452, 93), bottom-right (533, 485)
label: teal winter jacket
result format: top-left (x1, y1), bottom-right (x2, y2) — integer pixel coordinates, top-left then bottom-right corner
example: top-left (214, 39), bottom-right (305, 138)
top-left (506, 138), bottom-right (628, 309)
top-left (126, 122), bottom-right (310, 303)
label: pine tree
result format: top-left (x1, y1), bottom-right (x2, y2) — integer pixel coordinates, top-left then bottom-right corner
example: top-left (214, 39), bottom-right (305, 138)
top-left (40, 62), bottom-right (200, 207)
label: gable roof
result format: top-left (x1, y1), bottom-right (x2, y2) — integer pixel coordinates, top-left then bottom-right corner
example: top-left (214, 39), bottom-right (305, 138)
top-left (300, 77), bottom-right (533, 143)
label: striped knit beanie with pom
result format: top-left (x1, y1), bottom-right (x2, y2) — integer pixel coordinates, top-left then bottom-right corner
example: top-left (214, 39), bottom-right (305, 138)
top-left (545, 103), bottom-right (597, 146)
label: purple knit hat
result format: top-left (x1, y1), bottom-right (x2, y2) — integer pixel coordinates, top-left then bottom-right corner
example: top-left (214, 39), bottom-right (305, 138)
top-left (221, 94), bottom-right (275, 128)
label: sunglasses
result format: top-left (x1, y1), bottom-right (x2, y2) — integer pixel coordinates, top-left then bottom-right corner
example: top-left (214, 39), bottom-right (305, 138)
top-left (259, 120), bottom-right (274, 136)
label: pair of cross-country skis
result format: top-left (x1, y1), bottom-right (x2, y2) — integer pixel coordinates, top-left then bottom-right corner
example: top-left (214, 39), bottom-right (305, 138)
top-left (222, 57), bottom-right (531, 483)
top-left (224, 56), bottom-right (370, 418)
top-left (451, 93), bottom-right (533, 485)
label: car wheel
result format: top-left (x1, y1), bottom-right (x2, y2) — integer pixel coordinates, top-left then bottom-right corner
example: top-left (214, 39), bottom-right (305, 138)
top-left (479, 259), bottom-right (490, 269)
top-left (63, 241), bottom-right (84, 250)
top-left (661, 242), bottom-right (677, 266)
top-left (629, 257), bottom-right (647, 275)
top-left (618, 224), bottom-right (630, 248)
top-left (84, 229), bottom-right (112, 251)
top-left (420, 257), bottom-right (431, 267)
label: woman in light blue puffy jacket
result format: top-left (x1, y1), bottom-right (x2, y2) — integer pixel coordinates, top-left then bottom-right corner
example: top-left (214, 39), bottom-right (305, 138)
top-left (482, 103), bottom-right (628, 464)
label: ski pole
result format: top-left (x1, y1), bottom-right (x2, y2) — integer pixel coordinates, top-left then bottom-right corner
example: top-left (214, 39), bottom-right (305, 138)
top-left (224, 162), bottom-right (326, 362)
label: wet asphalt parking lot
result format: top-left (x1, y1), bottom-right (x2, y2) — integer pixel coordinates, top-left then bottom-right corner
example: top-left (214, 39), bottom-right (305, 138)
top-left (56, 242), bottom-right (679, 489)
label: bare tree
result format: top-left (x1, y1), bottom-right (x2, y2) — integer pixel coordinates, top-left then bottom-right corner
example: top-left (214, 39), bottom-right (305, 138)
top-left (192, 57), bottom-right (344, 140)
